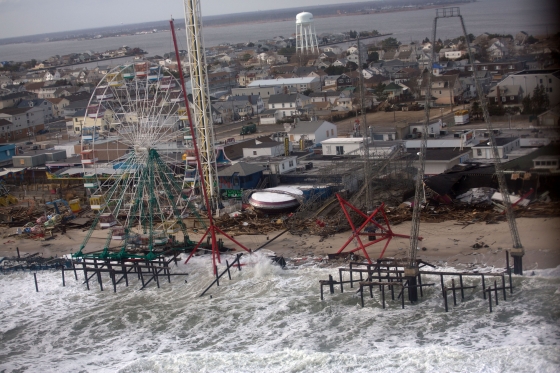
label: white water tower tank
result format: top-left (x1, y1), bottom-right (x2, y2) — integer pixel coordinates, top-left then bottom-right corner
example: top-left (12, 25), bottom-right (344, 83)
top-left (296, 12), bottom-right (319, 55)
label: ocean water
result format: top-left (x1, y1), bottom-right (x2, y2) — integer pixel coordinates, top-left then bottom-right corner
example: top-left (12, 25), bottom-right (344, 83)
top-left (0, 0), bottom-right (558, 62)
top-left (0, 252), bottom-right (559, 372)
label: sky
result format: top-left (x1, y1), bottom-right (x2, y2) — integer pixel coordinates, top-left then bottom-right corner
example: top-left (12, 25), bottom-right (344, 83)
top-left (0, 0), bottom-right (366, 39)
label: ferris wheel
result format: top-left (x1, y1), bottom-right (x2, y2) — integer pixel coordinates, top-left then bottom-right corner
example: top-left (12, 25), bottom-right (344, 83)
top-left (74, 62), bottom-right (203, 260)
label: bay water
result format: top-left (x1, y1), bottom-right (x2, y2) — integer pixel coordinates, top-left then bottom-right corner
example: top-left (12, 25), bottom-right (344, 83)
top-left (0, 0), bottom-right (558, 63)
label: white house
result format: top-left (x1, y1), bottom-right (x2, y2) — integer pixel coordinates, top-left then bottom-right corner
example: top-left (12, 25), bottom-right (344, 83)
top-left (472, 138), bottom-right (520, 160)
top-left (242, 137), bottom-right (286, 158)
top-left (408, 119), bottom-right (443, 138)
top-left (287, 120), bottom-right (337, 146)
top-left (498, 70), bottom-right (560, 107)
top-left (410, 148), bottom-right (472, 175)
top-left (321, 137), bottom-right (364, 155)
top-left (247, 77), bottom-right (321, 93)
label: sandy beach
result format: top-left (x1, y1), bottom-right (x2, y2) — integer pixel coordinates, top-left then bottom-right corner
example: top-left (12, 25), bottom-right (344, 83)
top-left (2, 217), bottom-right (559, 271)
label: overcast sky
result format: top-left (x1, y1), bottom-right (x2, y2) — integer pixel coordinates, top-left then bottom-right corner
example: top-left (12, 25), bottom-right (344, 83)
top-left (0, 0), bottom-right (364, 39)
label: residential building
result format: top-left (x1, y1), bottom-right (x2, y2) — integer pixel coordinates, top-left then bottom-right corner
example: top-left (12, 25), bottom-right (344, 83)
top-left (287, 120), bottom-right (337, 146)
top-left (472, 137), bottom-right (521, 160)
top-left (226, 95), bottom-right (265, 115)
top-left (217, 162), bottom-right (264, 195)
top-left (497, 70), bottom-right (560, 106)
top-left (242, 136), bottom-right (286, 157)
top-left (420, 74), bottom-right (463, 105)
top-left (17, 99), bottom-right (54, 122)
top-left (486, 85), bottom-right (524, 106)
top-left (408, 148), bottom-right (472, 175)
top-left (0, 91), bottom-right (35, 109)
top-left (45, 97), bottom-right (70, 118)
top-left (0, 106), bottom-right (46, 140)
top-left (247, 77), bottom-right (321, 93)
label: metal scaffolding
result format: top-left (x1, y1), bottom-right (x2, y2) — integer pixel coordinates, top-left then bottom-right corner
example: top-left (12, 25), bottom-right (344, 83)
top-left (182, 0), bottom-right (220, 213)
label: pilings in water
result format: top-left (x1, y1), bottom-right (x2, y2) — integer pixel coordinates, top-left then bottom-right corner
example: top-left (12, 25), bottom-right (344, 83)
top-left (59, 252), bottom-right (188, 292)
top-left (319, 252), bottom-right (516, 313)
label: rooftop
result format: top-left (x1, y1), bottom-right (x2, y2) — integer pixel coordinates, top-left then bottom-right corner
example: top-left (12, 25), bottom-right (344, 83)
top-left (217, 162), bottom-right (264, 177)
top-left (407, 148), bottom-right (471, 161)
top-left (247, 77), bottom-right (318, 87)
top-left (473, 137), bottom-right (519, 147)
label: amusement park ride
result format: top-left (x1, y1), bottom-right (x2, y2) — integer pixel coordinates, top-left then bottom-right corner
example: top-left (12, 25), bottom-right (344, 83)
top-left (71, 0), bottom-right (524, 296)
top-left (72, 0), bottom-right (251, 269)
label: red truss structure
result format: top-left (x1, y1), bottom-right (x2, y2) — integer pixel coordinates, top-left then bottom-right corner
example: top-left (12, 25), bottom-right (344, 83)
top-left (334, 193), bottom-right (422, 263)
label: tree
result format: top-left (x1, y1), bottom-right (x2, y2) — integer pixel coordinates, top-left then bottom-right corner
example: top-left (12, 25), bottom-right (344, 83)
top-left (241, 53), bottom-right (252, 62)
top-left (325, 65), bottom-right (344, 75)
top-left (371, 30), bottom-right (380, 36)
top-left (381, 37), bottom-right (399, 51)
top-left (346, 61), bottom-right (358, 71)
top-left (470, 101), bottom-right (482, 120)
top-left (521, 94), bottom-right (532, 114)
top-left (367, 51), bottom-right (379, 62)
top-left (531, 84), bottom-right (549, 114)
top-left (247, 42), bottom-right (255, 47)
top-left (349, 30), bottom-right (358, 39)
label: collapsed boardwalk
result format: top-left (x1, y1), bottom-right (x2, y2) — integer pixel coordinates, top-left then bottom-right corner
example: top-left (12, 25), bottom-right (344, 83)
top-left (61, 254), bottom-right (189, 292)
top-left (320, 252), bottom-right (515, 313)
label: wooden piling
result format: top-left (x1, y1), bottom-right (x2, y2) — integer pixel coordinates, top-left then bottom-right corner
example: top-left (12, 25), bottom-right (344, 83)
top-left (452, 279), bottom-right (457, 306)
top-left (488, 286), bottom-right (493, 313)
top-left (33, 273), bottom-right (38, 292)
top-left (459, 275), bottom-right (464, 300)
top-left (61, 267), bottom-right (65, 287)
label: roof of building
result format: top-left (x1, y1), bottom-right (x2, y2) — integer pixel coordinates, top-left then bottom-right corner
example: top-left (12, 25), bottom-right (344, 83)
top-left (473, 137), bottom-right (519, 147)
top-left (0, 119), bottom-right (12, 125)
top-left (242, 136), bottom-right (281, 148)
top-left (488, 85), bottom-right (522, 97)
top-left (321, 137), bottom-right (363, 144)
top-left (407, 148), bottom-right (471, 161)
top-left (289, 120), bottom-right (331, 134)
top-left (217, 161), bottom-right (264, 177)
top-left (0, 91), bottom-right (32, 101)
top-left (247, 77), bottom-right (318, 87)
top-left (0, 107), bottom-right (32, 115)
top-left (268, 94), bottom-right (299, 104)
top-left (309, 91), bottom-right (340, 97)
top-left (513, 69), bottom-right (560, 76)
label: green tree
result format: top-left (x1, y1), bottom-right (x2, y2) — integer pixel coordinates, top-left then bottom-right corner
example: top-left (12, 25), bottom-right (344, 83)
top-left (381, 37), bottom-right (399, 51)
top-left (247, 42), bottom-right (255, 47)
top-left (325, 65), bottom-right (344, 75)
top-left (367, 51), bottom-right (379, 62)
top-left (521, 95), bottom-right (532, 114)
top-left (241, 53), bottom-right (252, 62)
top-left (531, 84), bottom-right (549, 114)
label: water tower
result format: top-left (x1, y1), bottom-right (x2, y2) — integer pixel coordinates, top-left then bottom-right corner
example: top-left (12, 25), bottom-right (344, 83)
top-left (296, 12), bottom-right (319, 54)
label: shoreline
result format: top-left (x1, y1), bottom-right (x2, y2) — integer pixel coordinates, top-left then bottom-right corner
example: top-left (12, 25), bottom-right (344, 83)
top-left (2, 217), bottom-right (559, 272)
top-left (0, 1), bottom-right (471, 50)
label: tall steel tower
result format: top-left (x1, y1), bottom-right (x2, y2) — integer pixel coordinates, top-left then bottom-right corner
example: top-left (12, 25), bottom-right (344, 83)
top-left (296, 12), bottom-right (319, 54)
top-left (182, 0), bottom-right (220, 212)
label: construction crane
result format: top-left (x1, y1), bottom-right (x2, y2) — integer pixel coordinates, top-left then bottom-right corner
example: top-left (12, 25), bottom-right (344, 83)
top-left (181, 0), bottom-right (220, 213)
top-left (407, 7), bottom-right (525, 302)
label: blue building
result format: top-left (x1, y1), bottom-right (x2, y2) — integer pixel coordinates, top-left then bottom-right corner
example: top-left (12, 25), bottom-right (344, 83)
top-left (0, 143), bottom-right (16, 167)
top-left (218, 162), bottom-right (263, 199)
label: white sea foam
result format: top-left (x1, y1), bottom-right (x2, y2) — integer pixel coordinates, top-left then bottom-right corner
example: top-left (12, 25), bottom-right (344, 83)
top-left (1, 259), bottom-right (559, 372)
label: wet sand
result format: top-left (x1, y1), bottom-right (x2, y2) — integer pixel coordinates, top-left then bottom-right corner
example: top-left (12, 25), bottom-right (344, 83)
top-left (1, 217), bottom-right (559, 271)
